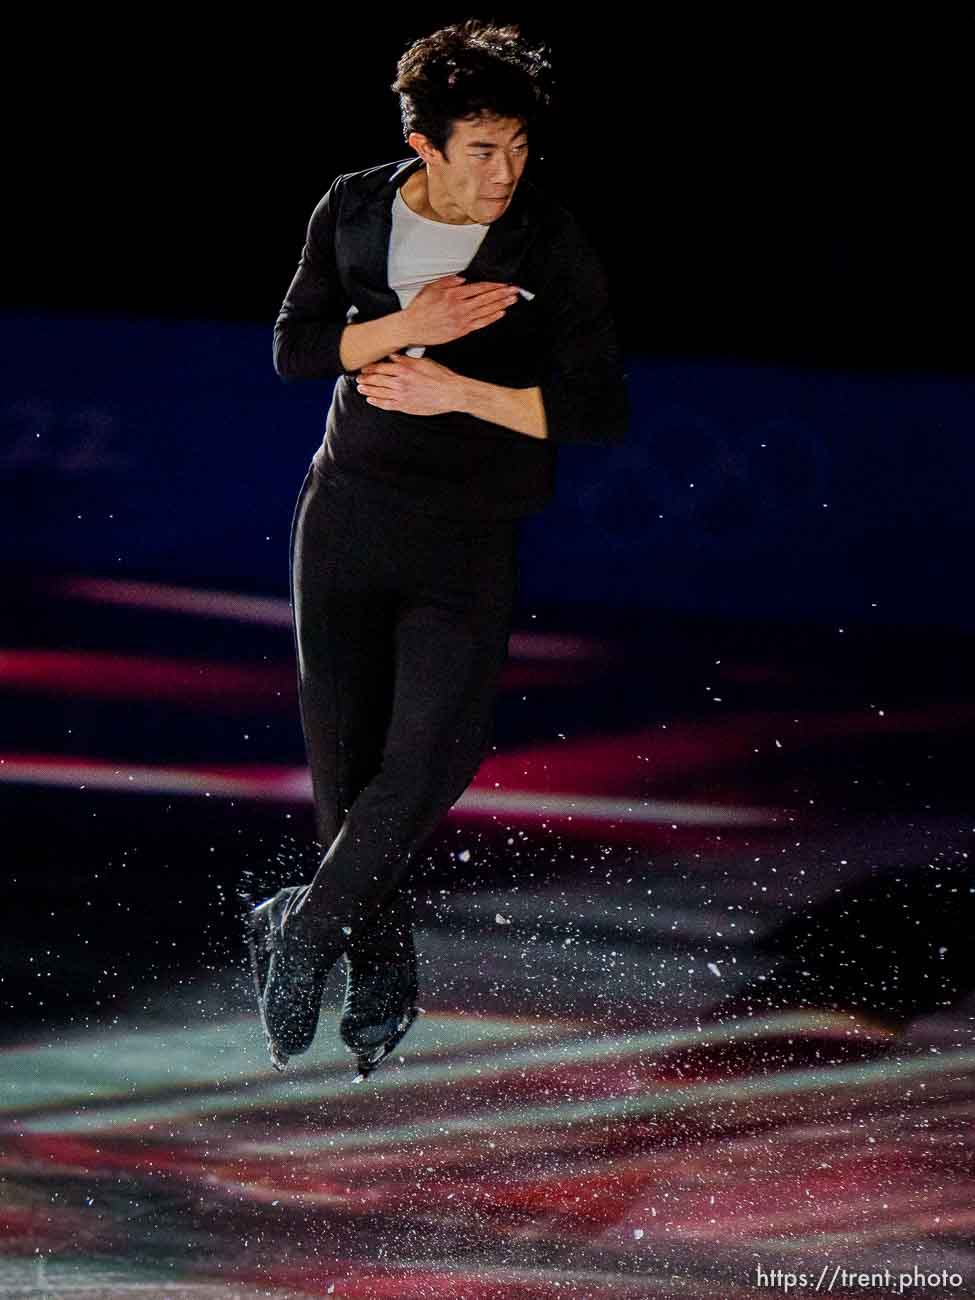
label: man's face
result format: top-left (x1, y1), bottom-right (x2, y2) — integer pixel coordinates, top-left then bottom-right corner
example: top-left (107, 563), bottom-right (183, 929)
top-left (431, 114), bottom-right (529, 223)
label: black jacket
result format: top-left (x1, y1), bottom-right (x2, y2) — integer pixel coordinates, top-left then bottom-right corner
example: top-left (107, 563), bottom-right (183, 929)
top-left (273, 154), bottom-right (629, 519)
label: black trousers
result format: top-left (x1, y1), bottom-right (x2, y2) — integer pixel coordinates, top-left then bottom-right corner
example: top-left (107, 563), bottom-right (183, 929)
top-left (288, 461), bottom-right (520, 943)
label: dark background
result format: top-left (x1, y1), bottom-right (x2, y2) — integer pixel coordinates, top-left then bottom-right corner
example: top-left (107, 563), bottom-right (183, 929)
top-left (10, 10), bottom-right (971, 373)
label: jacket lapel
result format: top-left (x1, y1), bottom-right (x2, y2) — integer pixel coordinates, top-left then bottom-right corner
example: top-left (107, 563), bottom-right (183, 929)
top-left (343, 155), bottom-right (540, 314)
top-left (462, 180), bottom-right (537, 286)
top-left (343, 156), bottom-right (423, 316)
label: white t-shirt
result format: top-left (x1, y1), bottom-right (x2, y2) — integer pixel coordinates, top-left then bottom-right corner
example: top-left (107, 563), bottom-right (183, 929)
top-left (387, 185), bottom-right (490, 357)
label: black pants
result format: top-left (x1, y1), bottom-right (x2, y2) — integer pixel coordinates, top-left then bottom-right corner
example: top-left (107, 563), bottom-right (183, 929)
top-left (288, 461), bottom-right (520, 942)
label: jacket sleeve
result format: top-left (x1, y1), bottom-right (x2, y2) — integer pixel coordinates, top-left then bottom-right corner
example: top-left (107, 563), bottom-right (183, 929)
top-left (533, 217), bottom-right (630, 445)
top-left (272, 175), bottom-right (352, 382)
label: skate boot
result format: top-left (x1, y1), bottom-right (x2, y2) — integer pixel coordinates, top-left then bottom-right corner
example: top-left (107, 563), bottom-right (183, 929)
top-left (246, 885), bottom-right (344, 1071)
top-left (245, 884), bottom-right (301, 1007)
top-left (340, 905), bottom-right (421, 1083)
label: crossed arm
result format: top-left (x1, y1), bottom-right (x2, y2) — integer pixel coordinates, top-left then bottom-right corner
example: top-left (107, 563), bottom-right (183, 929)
top-left (355, 353), bottom-right (549, 440)
top-left (336, 268), bottom-right (548, 436)
top-left (273, 177), bottom-right (627, 446)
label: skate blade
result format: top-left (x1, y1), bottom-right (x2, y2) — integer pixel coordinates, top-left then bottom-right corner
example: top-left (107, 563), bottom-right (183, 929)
top-left (351, 1005), bottom-right (420, 1083)
top-left (266, 1031), bottom-right (290, 1072)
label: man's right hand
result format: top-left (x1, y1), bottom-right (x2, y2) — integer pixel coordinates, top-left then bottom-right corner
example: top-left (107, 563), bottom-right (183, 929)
top-left (402, 276), bottom-right (520, 347)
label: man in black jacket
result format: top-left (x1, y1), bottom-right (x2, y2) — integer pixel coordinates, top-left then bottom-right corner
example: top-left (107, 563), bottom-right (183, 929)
top-left (248, 19), bottom-right (629, 1080)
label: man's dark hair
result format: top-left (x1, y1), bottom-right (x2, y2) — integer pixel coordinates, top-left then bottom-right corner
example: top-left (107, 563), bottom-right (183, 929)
top-left (392, 18), bottom-right (554, 159)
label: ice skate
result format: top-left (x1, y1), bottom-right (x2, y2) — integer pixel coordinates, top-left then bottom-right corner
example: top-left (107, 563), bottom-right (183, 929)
top-left (245, 885), bottom-right (303, 1069)
top-left (340, 912), bottom-right (421, 1082)
top-left (247, 885), bottom-right (344, 1071)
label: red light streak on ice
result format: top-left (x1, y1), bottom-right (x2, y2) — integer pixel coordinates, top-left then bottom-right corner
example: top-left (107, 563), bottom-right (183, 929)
top-left (51, 576), bottom-right (612, 663)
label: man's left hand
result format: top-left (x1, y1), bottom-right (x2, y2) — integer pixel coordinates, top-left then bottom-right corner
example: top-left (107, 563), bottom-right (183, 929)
top-left (355, 354), bottom-right (464, 416)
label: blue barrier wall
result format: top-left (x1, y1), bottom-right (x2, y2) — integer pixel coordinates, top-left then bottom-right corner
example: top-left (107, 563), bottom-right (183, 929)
top-left (4, 313), bottom-right (972, 626)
